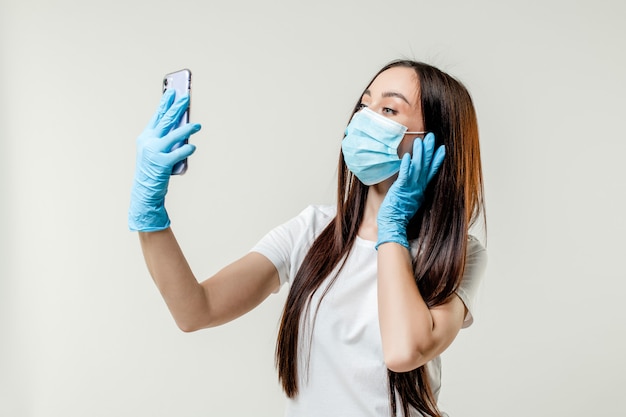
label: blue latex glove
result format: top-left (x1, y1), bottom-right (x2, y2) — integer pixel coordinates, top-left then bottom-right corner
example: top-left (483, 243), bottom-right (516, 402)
top-left (376, 133), bottom-right (446, 249)
top-left (128, 89), bottom-right (201, 232)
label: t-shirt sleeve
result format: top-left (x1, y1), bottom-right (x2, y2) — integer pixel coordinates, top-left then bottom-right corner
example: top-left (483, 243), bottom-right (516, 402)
top-left (455, 236), bottom-right (487, 328)
top-left (250, 205), bottom-right (335, 288)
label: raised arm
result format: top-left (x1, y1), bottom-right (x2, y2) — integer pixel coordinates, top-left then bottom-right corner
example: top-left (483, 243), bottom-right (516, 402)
top-left (377, 242), bottom-right (465, 372)
top-left (375, 134), bottom-right (461, 372)
top-left (129, 91), bottom-right (279, 332)
top-left (139, 228), bottom-right (279, 331)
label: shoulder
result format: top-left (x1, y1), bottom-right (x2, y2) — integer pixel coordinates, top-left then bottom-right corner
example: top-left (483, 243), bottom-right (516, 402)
top-left (300, 204), bottom-right (336, 220)
top-left (456, 235), bottom-right (487, 327)
top-left (466, 235), bottom-right (487, 268)
top-left (290, 204), bottom-right (336, 233)
top-left (467, 234), bottom-right (485, 251)
top-left (252, 204), bottom-right (335, 253)
top-left (251, 204), bottom-right (336, 287)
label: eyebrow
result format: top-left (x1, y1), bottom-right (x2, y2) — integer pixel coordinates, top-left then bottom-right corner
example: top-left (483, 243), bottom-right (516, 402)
top-left (363, 89), bottom-right (411, 105)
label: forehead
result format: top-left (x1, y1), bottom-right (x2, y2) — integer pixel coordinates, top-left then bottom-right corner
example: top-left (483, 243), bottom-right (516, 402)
top-left (367, 66), bottom-right (420, 100)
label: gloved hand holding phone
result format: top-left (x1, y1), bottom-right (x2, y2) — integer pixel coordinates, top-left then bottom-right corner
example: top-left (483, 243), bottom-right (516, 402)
top-left (128, 89), bottom-right (201, 232)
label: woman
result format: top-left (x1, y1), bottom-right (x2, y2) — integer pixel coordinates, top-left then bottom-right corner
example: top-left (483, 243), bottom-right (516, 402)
top-left (129, 60), bottom-right (487, 417)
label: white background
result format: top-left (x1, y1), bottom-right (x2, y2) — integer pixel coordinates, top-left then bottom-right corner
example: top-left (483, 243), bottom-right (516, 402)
top-left (1, 0), bottom-right (625, 416)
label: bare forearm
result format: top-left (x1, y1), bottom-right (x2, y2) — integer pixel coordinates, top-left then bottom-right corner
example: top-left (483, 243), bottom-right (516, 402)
top-left (138, 228), bottom-right (209, 331)
top-left (377, 242), bottom-right (465, 372)
top-left (377, 243), bottom-right (435, 370)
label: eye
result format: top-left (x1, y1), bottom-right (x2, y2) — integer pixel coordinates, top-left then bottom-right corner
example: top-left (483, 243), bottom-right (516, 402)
top-left (382, 107), bottom-right (398, 116)
top-left (356, 103), bottom-right (368, 111)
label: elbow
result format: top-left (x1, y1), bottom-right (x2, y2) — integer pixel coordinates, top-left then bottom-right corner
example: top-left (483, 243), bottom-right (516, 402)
top-left (172, 298), bottom-right (215, 333)
top-left (177, 322), bottom-right (200, 333)
top-left (175, 316), bottom-right (213, 333)
top-left (384, 351), bottom-right (426, 373)
top-left (383, 342), bottom-right (433, 373)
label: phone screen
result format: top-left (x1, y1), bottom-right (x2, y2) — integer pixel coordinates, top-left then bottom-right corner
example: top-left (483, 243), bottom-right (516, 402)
top-left (163, 69), bottom-right (192, 175)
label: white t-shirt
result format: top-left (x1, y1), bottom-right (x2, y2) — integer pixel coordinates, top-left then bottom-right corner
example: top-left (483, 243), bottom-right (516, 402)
top-left (252, 205), bottom-right (487, 417)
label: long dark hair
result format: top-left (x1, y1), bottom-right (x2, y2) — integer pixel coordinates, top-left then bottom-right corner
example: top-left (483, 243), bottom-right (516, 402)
top-left (276, 60), bottom-right (485, 416)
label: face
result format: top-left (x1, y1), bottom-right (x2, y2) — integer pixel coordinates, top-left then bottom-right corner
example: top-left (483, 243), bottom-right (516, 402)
top-left (357, 66), bottom-right (424, 157)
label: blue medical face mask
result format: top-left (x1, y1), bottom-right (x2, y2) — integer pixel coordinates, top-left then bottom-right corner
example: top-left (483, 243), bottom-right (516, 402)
top-left (342, 107), bottom-right (425, 185)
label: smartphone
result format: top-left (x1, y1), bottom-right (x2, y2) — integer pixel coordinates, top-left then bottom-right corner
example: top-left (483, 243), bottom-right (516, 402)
top-left (162, 69), bottom-right (192, 175)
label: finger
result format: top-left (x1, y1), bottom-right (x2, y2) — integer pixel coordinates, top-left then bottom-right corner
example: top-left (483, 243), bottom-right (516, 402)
top-left (155, 94), bottom-right (190, 136)
top-left (420, 133), bottom-right (436, 178)
top-left (147, 89), bottom-right (176, 130)
top-left (426, 145), bottom-right (446, 184)
top-left (161, 122), bottom-right (202, 151)
top-left (395, 152), bottom-right (412, 186)
top-left (410, 138), bottom-right (424, 182)
top-left (162, 143), bottom-right (197, 166)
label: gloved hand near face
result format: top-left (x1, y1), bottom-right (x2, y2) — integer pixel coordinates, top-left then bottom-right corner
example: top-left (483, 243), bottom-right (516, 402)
top-left (376, 134), bottom-right (445, 249)
top-left (342, 108), bottom-right (445, 249)
top-left (128, 89), bottom-right (201, 232)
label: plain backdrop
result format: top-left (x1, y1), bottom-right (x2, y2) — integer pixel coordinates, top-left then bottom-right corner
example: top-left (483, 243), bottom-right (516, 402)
top-left (1, 0), bottom-right (625, 416)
